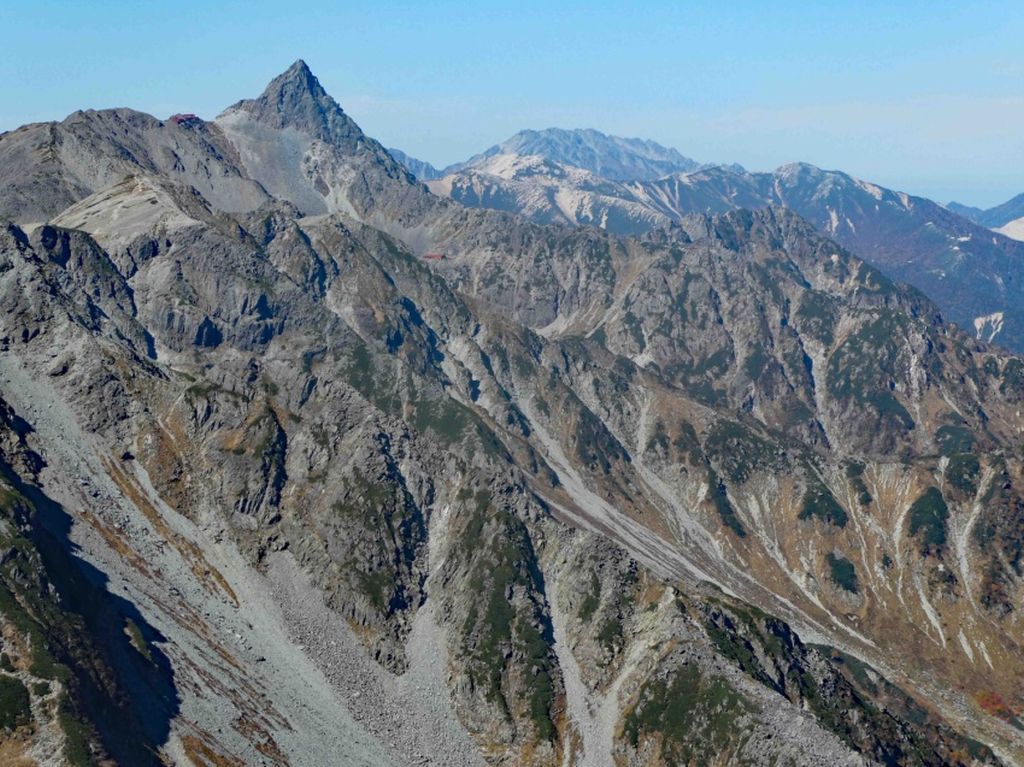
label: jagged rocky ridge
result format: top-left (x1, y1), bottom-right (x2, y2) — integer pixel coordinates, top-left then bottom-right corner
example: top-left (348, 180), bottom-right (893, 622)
top-left (402, 140), bottom-right (1024, 352)
top-left (0, 60), bottom-right (1022, 766)
top-left (387, 128), bottom-right (714, 184)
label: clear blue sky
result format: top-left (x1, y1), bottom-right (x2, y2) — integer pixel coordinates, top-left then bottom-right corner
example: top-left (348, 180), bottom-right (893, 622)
top-left (3, 1), bottom-right (1022, 206)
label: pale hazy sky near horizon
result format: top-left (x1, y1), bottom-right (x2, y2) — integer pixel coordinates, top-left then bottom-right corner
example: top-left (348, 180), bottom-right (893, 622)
top-left (3, 1), bottom-right (1022, 207)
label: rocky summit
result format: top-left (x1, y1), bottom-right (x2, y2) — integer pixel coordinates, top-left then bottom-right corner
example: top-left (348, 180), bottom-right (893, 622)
top-left (1, 60), bottom-right (1023, 767)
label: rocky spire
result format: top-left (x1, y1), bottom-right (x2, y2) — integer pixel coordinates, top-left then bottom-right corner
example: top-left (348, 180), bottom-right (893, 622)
top-left (222, 59), bottom-right (364, 146)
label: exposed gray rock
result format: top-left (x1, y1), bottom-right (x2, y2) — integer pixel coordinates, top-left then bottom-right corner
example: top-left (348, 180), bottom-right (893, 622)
top-left (0, 60), bottom-right (1020, 767)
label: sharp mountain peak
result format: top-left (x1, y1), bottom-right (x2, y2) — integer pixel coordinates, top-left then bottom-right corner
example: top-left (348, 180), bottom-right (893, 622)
top-left (220, 58), bottom-right (363, 145)
top-left (266, 58), bottom-right (326, 101)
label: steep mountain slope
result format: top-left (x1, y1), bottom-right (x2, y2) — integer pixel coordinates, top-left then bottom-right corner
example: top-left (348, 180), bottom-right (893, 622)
top-left (0, 396), bottom-right (181, 766)
top-left (1, 60), bottom-right (1023, 766)
top-left (428, 157), bottom-right (1024, 351)
top-left (744, 164), bottom-right (1024, 351)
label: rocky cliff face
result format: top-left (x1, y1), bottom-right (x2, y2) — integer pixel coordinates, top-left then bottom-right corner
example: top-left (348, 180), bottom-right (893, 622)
top-left (0, 60), bottom-right (1022, 766)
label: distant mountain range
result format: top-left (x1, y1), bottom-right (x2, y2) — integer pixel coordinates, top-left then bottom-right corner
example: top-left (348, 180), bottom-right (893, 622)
top-left (448, 127), bottom-right (714, 180)
top-left (391, 132), bottom-right (1024, 350)
top-left (390, 127), bottom-right (742, 185)
top-left (949, 193), bottom-right (1024, 241)
top-left (387, 147), bottom-right (444, 181)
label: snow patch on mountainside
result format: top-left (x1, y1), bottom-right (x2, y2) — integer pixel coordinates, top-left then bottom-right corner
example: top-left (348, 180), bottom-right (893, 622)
top-left (974, 311), bottom-right (1005, 342)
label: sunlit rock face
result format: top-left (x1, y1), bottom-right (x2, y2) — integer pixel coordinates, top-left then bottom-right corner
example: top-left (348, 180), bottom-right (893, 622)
top-left (0, 60), bottom-right (1022, 765)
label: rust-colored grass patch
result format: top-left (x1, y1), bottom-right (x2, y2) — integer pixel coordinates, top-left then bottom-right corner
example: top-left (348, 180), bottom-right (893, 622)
top-left (0, 731), bottom-right (35, 767)
top-left (638, 578), bottom-right (666, 609)
top-left (234, 716), bottom-right (288, 766)
top-left (180, 734), bottom-right (245, 767)
top-left (0, 624), bottom-right (31, 671)
top-left (103, 456), bottom-right (239, 607)
top-left (345, 618), bottom-right (380, 644)
top-left (78, 507), bottom-right (152, 578)
top-left (219, 401), bottom-right (271, 455)
top-left (975, 690), bottom-right (1024, 722)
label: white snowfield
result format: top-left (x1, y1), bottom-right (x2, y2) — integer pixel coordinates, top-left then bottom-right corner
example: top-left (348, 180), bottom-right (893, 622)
top-left (974, 311), bottom-right (1005, 342)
